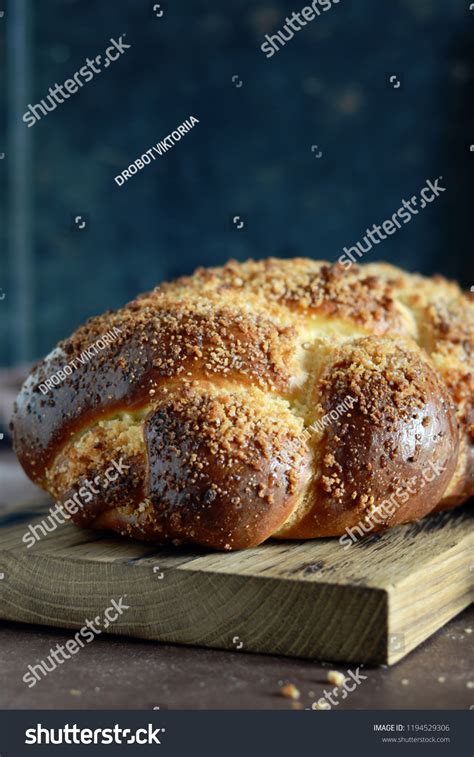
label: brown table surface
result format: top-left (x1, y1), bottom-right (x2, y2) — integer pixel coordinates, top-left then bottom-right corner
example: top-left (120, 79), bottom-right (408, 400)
top-left (1, 450), bottom-right (473, 710)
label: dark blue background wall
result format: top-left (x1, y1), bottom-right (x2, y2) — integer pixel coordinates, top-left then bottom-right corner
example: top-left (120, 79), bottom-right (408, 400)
top-left (1, 0), bottom-right (473, 364)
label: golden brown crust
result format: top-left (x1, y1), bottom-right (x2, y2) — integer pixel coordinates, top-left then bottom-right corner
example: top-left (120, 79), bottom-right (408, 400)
top-left (277, 337), bottom-right (458, 538)
top-left (11, 259), bottom-right (474, 549)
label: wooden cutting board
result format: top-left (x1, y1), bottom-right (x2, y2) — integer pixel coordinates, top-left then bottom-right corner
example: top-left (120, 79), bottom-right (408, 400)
top-left (0, 498), bottom-right (472, 665)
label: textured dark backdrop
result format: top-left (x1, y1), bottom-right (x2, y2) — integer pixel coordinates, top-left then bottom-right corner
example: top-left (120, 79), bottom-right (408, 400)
top-left (1, 0), bottom-right (474, 365)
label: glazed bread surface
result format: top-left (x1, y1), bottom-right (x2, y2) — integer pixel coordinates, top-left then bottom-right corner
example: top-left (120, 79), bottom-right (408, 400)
top-left (12, 259), bottom-right (474, 549)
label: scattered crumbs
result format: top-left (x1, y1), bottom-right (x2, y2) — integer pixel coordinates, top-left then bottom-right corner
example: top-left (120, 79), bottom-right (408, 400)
top-left (327, 670), bottom-right (346, 687)
top-left (465, 627), bottom-right (472, 635)
top-left (291, 701), bottom-right (304, 710)
top-left (437, 676), bottom-right (446, 683)
top-left (312, 699), bottom-right (330, 710)
top-left (280, 683), bottom-right (300, 700)
top-left (308, 690), bottom-right (315, 697)
top-left (401, 679), bottom-right (409, 686)
top-left (467, 682), bottom-right (474, 689)
top-left (69, 689), bottom-right (81, 696)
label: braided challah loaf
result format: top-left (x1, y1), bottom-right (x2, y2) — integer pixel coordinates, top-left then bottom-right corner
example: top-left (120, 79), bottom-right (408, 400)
top-left (12, 259), bottom-right (474, 549)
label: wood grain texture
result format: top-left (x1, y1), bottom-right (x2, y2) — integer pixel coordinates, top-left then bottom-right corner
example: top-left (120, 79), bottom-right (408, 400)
top-left (0, 499), bottom-right (472, 665)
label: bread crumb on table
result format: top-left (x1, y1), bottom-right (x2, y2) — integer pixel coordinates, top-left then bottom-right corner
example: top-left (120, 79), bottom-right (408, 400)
top-left (327, 670), bottom-right (346, 687)
top-left (280, 683), bottom-right (300, 700)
